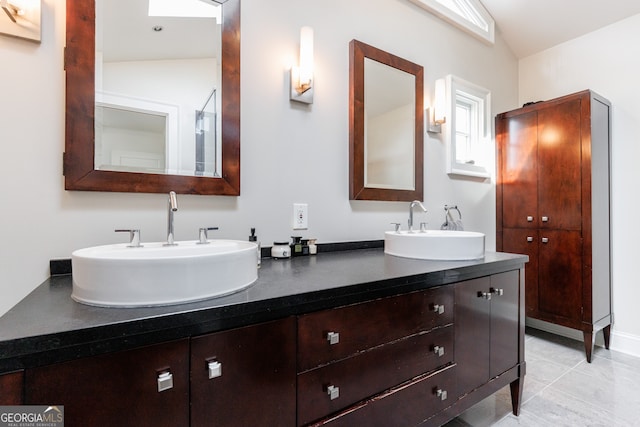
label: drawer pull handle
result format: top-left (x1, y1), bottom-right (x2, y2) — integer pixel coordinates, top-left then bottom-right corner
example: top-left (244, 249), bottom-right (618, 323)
top-left (478, 291), bottom-right (492, 300)
top-left (327, 331), bottom-right (340, 345)
top-left (542, 216), bottom-right (549, 222)
top-left (327, 385), bottom-right (340, 400)
top-left (541, 237), bottom-right (549, 243)
top-left (435, 388), bottom-right (448, 401)
top-left (432, 304), bottom-right (445, 314)
top-left (433, 345), bottom-right (445, 357)
top-left (527, 236), bottom-right (533, 242)
top-left (491, 287), bottom-right (504, 296)
top-left (208, 360), bottom-right (222, 379)
top-left (157, 371), bottom-right (173, 392)
top-left (527, 216), bottom-right (534, 222)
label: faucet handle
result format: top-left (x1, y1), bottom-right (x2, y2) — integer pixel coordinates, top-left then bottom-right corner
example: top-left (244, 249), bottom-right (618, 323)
top-left (115, 229), bottom-right (142, 248)
top-left (390, 223), bottom-right (402, 232)
top-left (198, 227), bottom-right (219, 244)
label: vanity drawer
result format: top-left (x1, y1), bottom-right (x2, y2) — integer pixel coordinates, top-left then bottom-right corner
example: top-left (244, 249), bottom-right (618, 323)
top-left (297, 326), bottom-right (453, 426)
top-left (297, 286), bottom-right (453, 371)
top-left (312, 364), bottom-right (456, 427)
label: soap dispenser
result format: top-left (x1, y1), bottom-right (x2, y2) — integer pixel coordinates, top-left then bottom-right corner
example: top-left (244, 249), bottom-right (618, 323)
top-left (249, 228), bottom-right (261, 267)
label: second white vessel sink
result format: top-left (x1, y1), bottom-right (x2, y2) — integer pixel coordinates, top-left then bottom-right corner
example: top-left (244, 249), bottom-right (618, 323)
top-left (72, 240), bottom-right (258, 307)
top-left (385, 230), bottom-right (485, 261)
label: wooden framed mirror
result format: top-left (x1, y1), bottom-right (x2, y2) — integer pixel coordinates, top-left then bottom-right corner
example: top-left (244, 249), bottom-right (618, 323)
top-left (349, 40), bottom-right (423, 201)
top-left (64, 0), bottom-right (240, 195)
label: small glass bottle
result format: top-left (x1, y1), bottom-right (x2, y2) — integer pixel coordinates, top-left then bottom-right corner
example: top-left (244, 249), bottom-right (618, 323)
top-left (290, 236), bottom-right (303, 257)
top-left (308, 238), bottom-right (317, 255)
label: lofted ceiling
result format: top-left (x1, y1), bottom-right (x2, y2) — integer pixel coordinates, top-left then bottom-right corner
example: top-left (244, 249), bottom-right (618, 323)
top-left (480, 0), bottom-right (640, 58)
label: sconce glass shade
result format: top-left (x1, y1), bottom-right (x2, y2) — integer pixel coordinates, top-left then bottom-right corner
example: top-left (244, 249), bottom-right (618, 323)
top-left (427, 78), bottom-right (447, 133)
top-left (434, 78), bottom-right (446, 124)
top-left (290, 26), bottom-right (314, 104)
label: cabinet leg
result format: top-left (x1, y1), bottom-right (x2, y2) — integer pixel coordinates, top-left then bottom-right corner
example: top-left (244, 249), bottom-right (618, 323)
top-left (509, 377), bottom-right (524, 416)
top-left (603, 324), bottom-right (611, 350)
top-left (583, 331), bottom-right (594, 363)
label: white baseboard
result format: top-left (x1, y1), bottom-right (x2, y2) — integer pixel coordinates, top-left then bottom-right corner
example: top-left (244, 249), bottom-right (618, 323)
top-left (525, 318), bottom-right (640, 359)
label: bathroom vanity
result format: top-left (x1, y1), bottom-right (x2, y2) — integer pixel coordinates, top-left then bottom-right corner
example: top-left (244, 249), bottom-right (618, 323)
top-left (0, 247), bottom-right (526, 426)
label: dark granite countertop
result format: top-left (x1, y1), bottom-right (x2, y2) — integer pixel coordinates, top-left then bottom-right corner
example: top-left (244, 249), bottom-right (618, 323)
top-left (0, 248), bottom-right (527, 373)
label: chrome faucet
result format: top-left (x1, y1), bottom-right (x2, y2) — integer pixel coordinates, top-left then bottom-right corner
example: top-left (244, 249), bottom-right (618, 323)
top-left (408, 200), bottom-right (427, 232)
top-left (165, 191), bottom-right (178, 246)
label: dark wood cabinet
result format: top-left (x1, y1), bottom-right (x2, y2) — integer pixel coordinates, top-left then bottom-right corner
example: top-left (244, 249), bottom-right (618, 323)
top-left (496, 90), bottom-right (612, 362)
top-left (454, 272), bottom-right (520, 397)
top-left (190, 317), bottom-right (296, 427)
top-left (17, 267), bottom-right (525, 427)
top-left (299, 272), bottom-right (525, 426)
top-left (23, 319), bottom-right (297, 427)
top-left (25, 339), bottom-right (190, 427)
top-left (0, 370), bottom-right (23, 405)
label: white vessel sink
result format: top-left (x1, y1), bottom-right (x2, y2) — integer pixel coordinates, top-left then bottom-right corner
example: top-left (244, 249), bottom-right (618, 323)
top-left (72, 240), bottom-right (258, 307)
top-left (384, 230), bottom-right (485, 261)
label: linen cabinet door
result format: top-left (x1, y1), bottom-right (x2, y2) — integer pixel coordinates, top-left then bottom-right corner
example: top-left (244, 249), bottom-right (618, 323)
top-left (537, 230), bottom-right (583, 322)
top-left (25, 339), bottom-right (190, 427)
top-left (190, 317), bottom-right (296, 427)
top-left (498, 111), bottom-right (539, 229)
top-left (537, 99), bottom-right (582, 231)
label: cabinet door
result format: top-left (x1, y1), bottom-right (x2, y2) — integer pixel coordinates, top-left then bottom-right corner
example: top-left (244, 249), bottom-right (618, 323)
top-left (502, 228), bottom-right (539, 317)
top-left (190, 317), bottom-right (296, 427)
top-left (538, 230), bottom-right (583, 321)
top-left (454, 277), bottom-right (491, 396)
top-left (0, 370), bottom-right (23, 405)
top-left (500, 111), bottom-right (538, 228)
top-left (25, 339), bottom-right (189, 427)
top-left (537, 99), bottom-right (582, 231)
top-left (489, 271), bottom-right (520, 378)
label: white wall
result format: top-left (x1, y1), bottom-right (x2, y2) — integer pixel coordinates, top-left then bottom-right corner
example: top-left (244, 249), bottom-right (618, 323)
top-left (0, 0), bottom-right (518, 317)
top-left (519, 14), bottom-right (640, 357)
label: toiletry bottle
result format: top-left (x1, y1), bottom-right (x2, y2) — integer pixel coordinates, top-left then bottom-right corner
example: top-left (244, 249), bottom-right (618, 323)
top-left (308, 238), bottom-right (317, 255)
top-left (301, 239), bottom-right (310, 256)
top-left (249, 228), bottom-right (261, 267)
top-left (291, 236), bottom-right (303, 257)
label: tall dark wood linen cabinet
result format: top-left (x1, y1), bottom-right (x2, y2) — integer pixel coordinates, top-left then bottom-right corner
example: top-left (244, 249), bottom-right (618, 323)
top-left (495, 90), bottom-right (612, 362)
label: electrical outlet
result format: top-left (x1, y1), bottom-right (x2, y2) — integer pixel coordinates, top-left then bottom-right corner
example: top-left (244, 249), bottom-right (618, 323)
top-left (293, 203), bottom-right (308, 230)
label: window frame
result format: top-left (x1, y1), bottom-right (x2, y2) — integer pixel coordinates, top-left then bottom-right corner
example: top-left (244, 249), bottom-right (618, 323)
top-left (444, 74), bottom-right (491, 179)
top-left (408, 0), bottom-right (495, 44)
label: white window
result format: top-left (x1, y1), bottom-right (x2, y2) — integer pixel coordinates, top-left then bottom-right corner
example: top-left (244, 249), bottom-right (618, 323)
top-left (408, 0), bottom-right (495, 44)
top-left (443, 75), bottom-right (491, 178)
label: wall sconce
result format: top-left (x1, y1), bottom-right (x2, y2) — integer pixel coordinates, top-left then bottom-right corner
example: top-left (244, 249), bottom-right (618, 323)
top-left (0, 0), bottom-right (41, 43)
top-left (290, 26), bottom-right (314, 104)
top-left (427, 78), bottom-right (446, 133)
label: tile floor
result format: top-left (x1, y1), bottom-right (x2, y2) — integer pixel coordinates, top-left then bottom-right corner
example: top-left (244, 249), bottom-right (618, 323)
top-left (444, 328), bottom-right (640, 427)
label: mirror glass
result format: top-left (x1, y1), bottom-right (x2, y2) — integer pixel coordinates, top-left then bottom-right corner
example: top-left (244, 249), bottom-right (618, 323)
top-left (64, 0), bottom-right (240, 195)
top-left (349, 40), bottom-right (423, 201)
top-left (95, 0), bottom-right (221, 177)
top-left (364, 58), bottom-right (415, 190)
